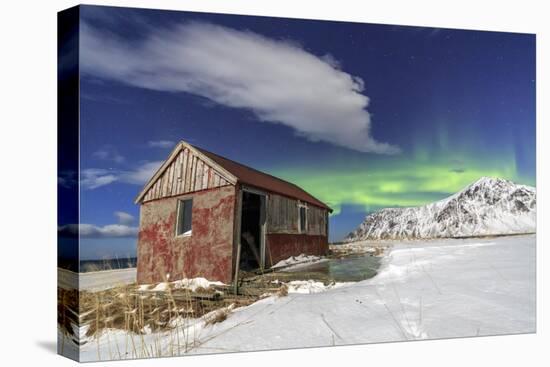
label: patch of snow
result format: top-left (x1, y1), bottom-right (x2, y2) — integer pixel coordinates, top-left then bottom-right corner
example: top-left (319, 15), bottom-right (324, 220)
top-left (150, 282), bottom-right (169, 291)
top-left (286, 280), bottom-right (354, 294)
top-left (272, 254), bottom-right (326, 270)
top-left (172, 277), bottom-right (224, 292)
top-left (139, 277), bottom-right (225, 293)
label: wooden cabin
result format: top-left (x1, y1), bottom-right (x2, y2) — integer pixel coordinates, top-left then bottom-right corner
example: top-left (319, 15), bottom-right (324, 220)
top-left (135, 141), bottom-right (332, 284)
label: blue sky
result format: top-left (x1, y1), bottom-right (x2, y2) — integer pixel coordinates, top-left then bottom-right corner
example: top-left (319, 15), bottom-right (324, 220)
top-left (59, 5), bottom-right (535, 260)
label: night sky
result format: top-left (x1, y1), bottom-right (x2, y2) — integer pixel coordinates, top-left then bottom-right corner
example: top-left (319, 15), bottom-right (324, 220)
top-left (63, 5), bottom-right (535, 260)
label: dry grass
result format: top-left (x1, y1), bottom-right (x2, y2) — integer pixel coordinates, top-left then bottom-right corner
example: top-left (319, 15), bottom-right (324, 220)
top-left (276, 284), bottom-right (288, 297)
top-left (57, 269), bottom-right (305, 360)
top-left (204, 306), bottom-right (233, 326)
top-left (57, 280), bottom-right (260, 360)
top-left (76, 284), bottom-right (253, 337)
top-left (57, 288), bottom-right (79, 337)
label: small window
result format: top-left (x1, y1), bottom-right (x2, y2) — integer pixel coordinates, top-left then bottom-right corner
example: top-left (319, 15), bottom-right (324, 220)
top-left (176, 199), bottom-right (193, 236)
top-left (299, 205), bottom-right (307, 233)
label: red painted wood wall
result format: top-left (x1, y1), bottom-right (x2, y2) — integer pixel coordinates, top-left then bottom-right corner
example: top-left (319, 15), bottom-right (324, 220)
top-left (137, 185), bottom-right (236, 284)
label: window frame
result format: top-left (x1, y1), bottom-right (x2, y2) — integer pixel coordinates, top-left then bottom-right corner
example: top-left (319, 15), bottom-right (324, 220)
top-left (298, 202), bottom-right (308, 233)
top-left (175, 198), bottom-right (193, 237)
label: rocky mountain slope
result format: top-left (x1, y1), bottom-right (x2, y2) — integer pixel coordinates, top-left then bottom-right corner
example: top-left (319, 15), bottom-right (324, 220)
top-left (346, 177), bottom-right (536, 241)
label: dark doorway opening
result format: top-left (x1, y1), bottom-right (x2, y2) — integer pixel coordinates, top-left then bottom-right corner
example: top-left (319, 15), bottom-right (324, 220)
top-left (239, 191), bottom-right (265, 271)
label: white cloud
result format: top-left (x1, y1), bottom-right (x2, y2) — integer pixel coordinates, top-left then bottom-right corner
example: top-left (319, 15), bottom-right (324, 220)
top-left (148, 140), bottom-right (175, 148)
top-left (114, 211), bottom-right (135, 225)
top-left (92, 145), bottom-right (125, 163)
top-left (119, 161), bottom-right (164, 185)
top-left (58, 224), bottom-right (138, 238)
top-left (58, 210), bottom-right (139, 238)
top-left (81, 22), bottom-right (400, 154)
top-left (81, 169), bottom-right (118, 189)
top-left (81, 161), bottom-right (163, 190)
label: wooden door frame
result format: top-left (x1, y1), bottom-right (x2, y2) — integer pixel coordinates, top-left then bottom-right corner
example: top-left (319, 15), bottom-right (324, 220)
top-left (233, 186), bottom-right (268, 293)
top-left (241, 186), bottom-right (267, 270)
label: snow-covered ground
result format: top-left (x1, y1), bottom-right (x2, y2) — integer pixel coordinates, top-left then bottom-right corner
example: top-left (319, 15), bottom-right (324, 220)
top-left (188, 234), bottom-right (535, 353)
top-left (284, 280), bottom-right (354, 294)
top-left (73, 234), bottom-right (535, 360)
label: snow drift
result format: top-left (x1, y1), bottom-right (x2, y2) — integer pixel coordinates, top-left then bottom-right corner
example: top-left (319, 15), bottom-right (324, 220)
top-left (346, 177), bottom-right (536, 241)
top-left (72, 234), bottom-right (536, 359)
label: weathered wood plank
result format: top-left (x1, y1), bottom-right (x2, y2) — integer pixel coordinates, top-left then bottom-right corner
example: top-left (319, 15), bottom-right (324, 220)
top-left (194, 157), bottom-right (200, 190)
top-left (192, 155), bottom-right (198, 192)
top-left (182, 150), bottom-right (188, 193)
top-left (173, 151), bottom-right (181, 195)
top-left (149, 180), bottom-right (155, 200)
top-left (169, 152), bottom-right (179, 195)
top-left (165, 158), bottom-right (173, 196)
top-left (202, 166), bottom-right (209, 190)
top-left (161, 161), bottom-right (170, 197)
top-left (196, 160), bottom-right (204, 191)
top-left (185, 152), bottom-right (193, 193)
top-left (190, 156), bottom-right (197, 192)
top-left (152, 180), bottom-right (158, 200)
top-left (182, 149), bottom-right (189, 195)
top-left (158, 178), bottom-right (163, 199)
top-left (207, 167), bottom-right (213, 188)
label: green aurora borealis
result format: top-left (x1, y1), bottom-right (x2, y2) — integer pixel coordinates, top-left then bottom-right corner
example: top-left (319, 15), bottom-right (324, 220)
top-left (273, 144), bottom-right (534, 216)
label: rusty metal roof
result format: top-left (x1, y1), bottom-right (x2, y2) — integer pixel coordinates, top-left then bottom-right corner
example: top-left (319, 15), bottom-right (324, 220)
top-left (193, 145), bottom-right (332, 212)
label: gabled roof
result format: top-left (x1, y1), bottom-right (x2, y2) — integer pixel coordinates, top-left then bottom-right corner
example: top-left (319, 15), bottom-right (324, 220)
top-left (135, 141), bottom-right (332, 212)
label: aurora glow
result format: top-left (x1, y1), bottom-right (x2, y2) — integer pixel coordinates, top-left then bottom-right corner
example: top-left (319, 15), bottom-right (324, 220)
top-left (269, 149), bottom-right (534, 241)
top-left (273, 156), bottom-right (531, 215)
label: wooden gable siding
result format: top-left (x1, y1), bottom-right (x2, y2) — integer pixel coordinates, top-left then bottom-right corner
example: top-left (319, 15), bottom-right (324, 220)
top-left (266, 193), bottom-right (327, 236)
top-left (142, 147), bottom-right (233, 202)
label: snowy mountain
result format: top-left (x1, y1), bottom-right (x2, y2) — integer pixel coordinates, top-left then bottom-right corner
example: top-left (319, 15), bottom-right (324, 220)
top-left (346, 177), bottom-right (536, 241)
